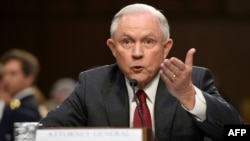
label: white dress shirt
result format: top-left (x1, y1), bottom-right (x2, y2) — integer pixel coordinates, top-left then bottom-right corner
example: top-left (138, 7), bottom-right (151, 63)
top-left (0, 100), bottom-right (5, 123)
top-left (125, 73), bottom-right (207, 133)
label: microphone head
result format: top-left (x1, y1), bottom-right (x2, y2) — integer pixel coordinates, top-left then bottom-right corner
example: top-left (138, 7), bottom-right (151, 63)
top-left (129, 79), bottom-right (137, 87)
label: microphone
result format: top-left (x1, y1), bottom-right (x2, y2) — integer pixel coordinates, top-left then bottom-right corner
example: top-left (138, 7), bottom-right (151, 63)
top-left (129, 79), bottom-right (145, 127)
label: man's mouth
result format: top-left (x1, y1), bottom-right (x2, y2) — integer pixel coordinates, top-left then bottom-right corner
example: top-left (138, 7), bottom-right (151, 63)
top-left (132, 66), bottom-right (144, 72)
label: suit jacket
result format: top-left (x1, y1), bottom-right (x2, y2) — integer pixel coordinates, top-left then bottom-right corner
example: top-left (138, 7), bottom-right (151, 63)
top-left (0, 94), bottom-right (41, 141)
top-left (39, 64), bottom-right (244, 141)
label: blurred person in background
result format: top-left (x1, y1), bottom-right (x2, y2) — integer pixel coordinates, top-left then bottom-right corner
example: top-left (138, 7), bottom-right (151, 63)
top-left (47, 77), bottom-right (76, 110)
top-left (0, 63), bottom-right (11, 124)
top-left (0, 49), bottom-right (41, 141)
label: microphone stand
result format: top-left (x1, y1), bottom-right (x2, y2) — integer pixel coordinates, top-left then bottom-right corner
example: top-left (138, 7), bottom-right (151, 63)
top-left (130, 79), bottom-right (146, 127)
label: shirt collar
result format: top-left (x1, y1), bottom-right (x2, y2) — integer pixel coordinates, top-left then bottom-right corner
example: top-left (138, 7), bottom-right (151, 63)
top-left (13, 87), bottom-right (34, 100)
top-left (125, 73), bottom-right (160, 104)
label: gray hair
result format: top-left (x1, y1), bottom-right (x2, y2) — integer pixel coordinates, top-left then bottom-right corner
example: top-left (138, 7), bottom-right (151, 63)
top-left (51, 77), bottom-right (76, 97)
top-left (110, 3), bottom-right (170, 40)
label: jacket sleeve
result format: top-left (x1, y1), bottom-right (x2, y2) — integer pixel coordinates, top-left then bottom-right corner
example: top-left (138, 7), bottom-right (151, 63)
top-left (192, 67), bottom-right (245, 140)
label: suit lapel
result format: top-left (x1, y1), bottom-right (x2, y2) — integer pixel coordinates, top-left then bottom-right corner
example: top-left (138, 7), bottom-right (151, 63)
top-left (102, 70), bottom-right (130, 127)
top-left (154, 79), bottom-right (178, 140)
top-left (100, 66), bottom-right (179, 134)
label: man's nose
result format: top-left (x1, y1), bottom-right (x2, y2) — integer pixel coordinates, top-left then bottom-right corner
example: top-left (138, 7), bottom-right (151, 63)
top-left (132, 42), bottom-right (143, 59)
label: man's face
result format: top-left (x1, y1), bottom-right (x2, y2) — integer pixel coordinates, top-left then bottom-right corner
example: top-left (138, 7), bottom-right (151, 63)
top-left (2, 59), bottom-right (32, 96)
top-left (107, 12), bottom-right (173, 88)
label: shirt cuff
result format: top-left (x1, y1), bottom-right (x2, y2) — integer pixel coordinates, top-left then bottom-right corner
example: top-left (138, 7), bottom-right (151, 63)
top-left (182, 86), bottom-right (207, 122)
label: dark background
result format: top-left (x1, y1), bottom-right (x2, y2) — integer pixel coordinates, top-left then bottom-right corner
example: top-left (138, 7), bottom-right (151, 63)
top-left (1, 0), bottom-right (250, 123)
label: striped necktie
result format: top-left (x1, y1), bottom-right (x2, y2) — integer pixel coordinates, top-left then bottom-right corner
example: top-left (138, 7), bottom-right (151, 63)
top-left (133, 89), bottom-right (152, 128)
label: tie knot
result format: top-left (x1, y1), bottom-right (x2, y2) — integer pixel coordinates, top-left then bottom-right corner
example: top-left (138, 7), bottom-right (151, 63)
top-left (136, 90), bottom-right (147, 103)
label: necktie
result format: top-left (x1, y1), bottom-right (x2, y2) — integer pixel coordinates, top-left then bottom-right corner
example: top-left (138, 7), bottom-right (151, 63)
top-left (133, 89), bottom-right (152, 128)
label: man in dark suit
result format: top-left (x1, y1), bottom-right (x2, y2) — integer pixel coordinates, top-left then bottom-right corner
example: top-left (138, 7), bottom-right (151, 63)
top-left (0, 49), bottom-right (41, 141)
top-left (39, 3), bottom-right (244, 141)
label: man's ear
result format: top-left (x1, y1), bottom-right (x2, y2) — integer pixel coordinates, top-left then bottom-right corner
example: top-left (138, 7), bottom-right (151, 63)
top-left (25, 74), bottom-right (35, 87)
top-left (163, 38), bottom-right (173, 58)
top-left (107, 39), bottom-right (116, 57)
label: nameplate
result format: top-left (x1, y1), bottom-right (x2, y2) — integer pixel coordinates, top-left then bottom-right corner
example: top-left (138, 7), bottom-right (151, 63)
top-left (35, 128), bottom-right (150, 141)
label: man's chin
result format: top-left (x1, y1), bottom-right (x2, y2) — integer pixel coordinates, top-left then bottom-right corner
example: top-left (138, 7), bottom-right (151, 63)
top-left (128, 74), bottom-right (144, 81)
top-left (128, 77), bottom-right (149, 88)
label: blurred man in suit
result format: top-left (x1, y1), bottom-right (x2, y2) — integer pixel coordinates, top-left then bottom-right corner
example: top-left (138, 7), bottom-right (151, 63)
top-left (0, 49), bottom-right (41, 141)
top-left (48, 77), bottom-right (76, 109)
top-left (0, 63), bottom-right (11, 126)
top-left (39, 3), bottom-right (244, 141)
